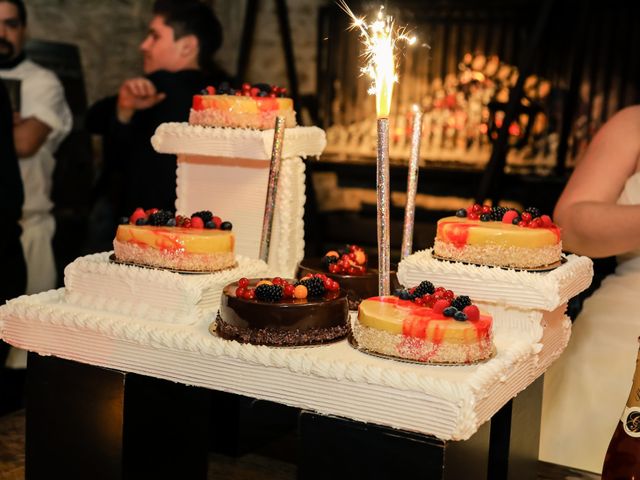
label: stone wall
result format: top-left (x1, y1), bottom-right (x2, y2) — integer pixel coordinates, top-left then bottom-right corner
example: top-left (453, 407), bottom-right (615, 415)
top-left (25, 0), bottom-right (327, 105)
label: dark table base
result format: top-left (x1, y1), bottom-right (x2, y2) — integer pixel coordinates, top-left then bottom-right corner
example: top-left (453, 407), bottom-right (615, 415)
top-left (25, 352), bottom-right (542, 480)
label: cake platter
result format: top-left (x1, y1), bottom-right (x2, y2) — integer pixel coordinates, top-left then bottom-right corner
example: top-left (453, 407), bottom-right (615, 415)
top-left (108, 253), bottom-right (238, 275)
top-left (430, 252), bottom-right (567, 273)
top-left (347, 332), bottom-right (496, 366)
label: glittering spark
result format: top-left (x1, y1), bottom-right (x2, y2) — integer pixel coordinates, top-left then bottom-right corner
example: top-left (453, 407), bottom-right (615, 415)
top-left (337, 0), bottom-right (416, 117)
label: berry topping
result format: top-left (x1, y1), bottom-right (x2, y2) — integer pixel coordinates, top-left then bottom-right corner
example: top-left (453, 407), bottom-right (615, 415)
top-left (443, 306), bottom-right (457, 317)
top-left (238, 278), bottom-right (249, 288)
top-left (432, 299), bottom-right (451, 314)
top-left (297, 276), bottom-right (326, 297)
top-left (454, 311), bottom-right (468, 321)
top-left (135, 217), bottom-right (147, 226)
top-left (455, 208), bottom-right (467, 218)
top-left (480, 213), bottom-right (491, 222)
top-left (254, 284), bottom-right (283, 302)
top-left (220, 221), bottom-right (233, 231)
top-left (413, 280), bottom-right (435, 297)
top-left (192, 210), bottom-right (213, 223)
top-left (129, 207), bottom-right (146, 225)
top-left (147, 210), bottom-right (175, 226)
top-left (190, 216), bottom-right (204, 229)
top-left (462, 305), bottom-right (480, 322)
top-left (502, 210), bottom-right (519, 224)
top-left (451, 295), bottom-right (472, 311)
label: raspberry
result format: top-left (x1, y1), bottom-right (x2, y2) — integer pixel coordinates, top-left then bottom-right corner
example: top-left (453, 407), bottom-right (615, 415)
top-left (432, 299), bottom-right (450, 314)
top-left (129, 207), bottom-right (146, 225)
top-left (502, 210), bottom-right (519, 224)
top-left (190, 216), bottom-right (204, 229)
top-left (463, 305), bottom-right (480, 322)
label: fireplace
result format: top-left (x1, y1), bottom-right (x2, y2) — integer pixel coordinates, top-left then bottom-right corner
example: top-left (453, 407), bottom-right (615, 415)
top-left (314, 0), bottom-right (640, 177)
top-left (304, 0), bottom-right (640, 255)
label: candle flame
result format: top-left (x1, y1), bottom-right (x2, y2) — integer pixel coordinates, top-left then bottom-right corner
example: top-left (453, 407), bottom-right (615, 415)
top-left (338, 1), bottom-right (415, 118)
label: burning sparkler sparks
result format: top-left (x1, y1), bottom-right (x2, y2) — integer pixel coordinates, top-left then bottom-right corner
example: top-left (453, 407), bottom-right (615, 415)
top-left (337, 0), bottom-right (416, 118)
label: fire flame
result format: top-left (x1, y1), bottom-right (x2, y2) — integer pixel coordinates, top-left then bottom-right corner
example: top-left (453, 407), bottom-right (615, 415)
top-left (338, 1), bottom-right (415, 118)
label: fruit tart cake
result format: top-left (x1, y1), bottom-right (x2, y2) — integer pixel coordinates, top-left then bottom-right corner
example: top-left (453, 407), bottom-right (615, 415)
top-left (298, 244), bottom-right (398, 309)
top-left (353, 281), bottom-right (494, 364)
top-left (190, 82), bottom-right (296, 130)
top-left (433, 204), bottom-right (562, 269)
top-left (217, 274), bottom-right (349, 346)
top-left (113, 208), bottom-right (235, 272)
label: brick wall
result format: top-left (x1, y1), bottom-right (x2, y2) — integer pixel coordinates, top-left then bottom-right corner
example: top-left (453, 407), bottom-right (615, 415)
top-left (25, 0), bottom-right (326, 104)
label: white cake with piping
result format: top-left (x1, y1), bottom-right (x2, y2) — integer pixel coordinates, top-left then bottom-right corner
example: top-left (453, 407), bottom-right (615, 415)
top-left (151, 123), bottom-right (326, 277)
top-left (64, 252), bottom-right (269, 326)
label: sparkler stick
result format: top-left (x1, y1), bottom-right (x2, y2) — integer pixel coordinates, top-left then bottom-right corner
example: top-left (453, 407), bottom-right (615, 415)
top-left (401, 106), bottom-right (423, 258)
top-left (259, 117), bottom-right (286, 264)
top-left (338, 1), bottom-right (415, 295)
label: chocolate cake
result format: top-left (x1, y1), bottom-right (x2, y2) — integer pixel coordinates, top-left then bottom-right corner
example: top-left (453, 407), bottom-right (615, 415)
top-left (298, 259), bottom-right (399, 310)
top-left (217, 278), bottom-right (349, 346)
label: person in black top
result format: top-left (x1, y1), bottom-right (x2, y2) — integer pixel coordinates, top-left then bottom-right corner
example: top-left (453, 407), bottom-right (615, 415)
top-left (0, 77), bottom-right (27, 412)
top-left (0, 80), bottom-right (26, 305)
top-left (86, 0), bottom-right (229, 225)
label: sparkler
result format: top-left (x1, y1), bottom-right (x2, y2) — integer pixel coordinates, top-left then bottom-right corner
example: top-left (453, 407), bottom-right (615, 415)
top-left (401, 105), bottom-right (423, 259)
top-left (338, 1), bottom-right (415, 295)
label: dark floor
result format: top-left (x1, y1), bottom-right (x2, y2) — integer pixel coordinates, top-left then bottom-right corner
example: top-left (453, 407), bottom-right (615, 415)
top-left (0, 408), bottom-right (600, 480)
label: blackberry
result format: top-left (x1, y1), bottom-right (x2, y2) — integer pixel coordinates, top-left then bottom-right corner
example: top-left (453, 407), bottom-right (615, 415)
top-left (147, 210), bottom-right (174, 226)
top-left (297, 277), bottom-right (326, 297)
top-left (255, 284), bottom-right (283, 302)
top-left (524, 206), bottom-right (542, 219)
top-left (220, 221), bottom-right (233, 231)
top-left (490, 206), bottom-right (508, 221)
top-left (451, 295), bottom-right (472, 311)
top-left (480, 213), bottom-right (491, 222)
top-left (192, 210), bottom-right (213, 223)
top-left (455, 208), bottom-right (467, 218)
top-left (321, 254), bottom-right (339, 269)
top-left (413, 280), bottom-right (435, 297)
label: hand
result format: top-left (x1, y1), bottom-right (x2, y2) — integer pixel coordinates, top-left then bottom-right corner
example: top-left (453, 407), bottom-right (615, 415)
top-left (116, 77), bottom-right (166, 124)
top-left (12, 111), bottom-right (23, 126)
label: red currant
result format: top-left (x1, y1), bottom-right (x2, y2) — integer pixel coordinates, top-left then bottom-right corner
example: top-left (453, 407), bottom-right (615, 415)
top-left (235, 287), bottom-right (246, 297)
top-left (243, 289), bottom-right (255, 300)
top-left (238, 278), bottom-right (249, 288)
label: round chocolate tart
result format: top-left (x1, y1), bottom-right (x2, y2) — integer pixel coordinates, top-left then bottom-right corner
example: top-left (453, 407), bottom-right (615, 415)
top-left (217, 279), bottom-right (349, 346)
top-left (298, 259), bottom-right (399, 310)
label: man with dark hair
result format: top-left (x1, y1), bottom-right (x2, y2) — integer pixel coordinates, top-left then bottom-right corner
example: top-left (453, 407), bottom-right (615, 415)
top-left (0, 0), bottom-right (72, 297)
top-left (87, 0), bottom-right (229, 224)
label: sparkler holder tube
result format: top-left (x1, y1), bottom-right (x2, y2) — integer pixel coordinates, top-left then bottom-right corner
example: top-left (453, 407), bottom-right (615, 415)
top-left (377, 117), bottom-right (391, 296)
top-left (401, 110), bottom-right (423, 259)
top-left (259, 116), bottom-right (286, 263)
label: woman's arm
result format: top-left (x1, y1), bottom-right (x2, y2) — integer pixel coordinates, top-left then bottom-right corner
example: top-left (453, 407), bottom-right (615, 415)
top-left (554, 106), bottom-right (640, 257)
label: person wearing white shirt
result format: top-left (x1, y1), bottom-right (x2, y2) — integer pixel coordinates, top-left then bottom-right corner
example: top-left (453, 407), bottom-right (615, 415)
top-left (0, 0), bottom-right (72, 369)
top-left (0, 0), bottom-right (71, 294)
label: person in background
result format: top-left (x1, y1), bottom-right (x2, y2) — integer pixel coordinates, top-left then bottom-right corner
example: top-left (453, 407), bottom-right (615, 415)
top-left (0, 79), bottom-right (27, 414)
top-left (540, 105), bottom-right (640, 473)
top-left (0, 1), bottom-right (71, 300)
top-left (86, 0), bottom-right (229, 232)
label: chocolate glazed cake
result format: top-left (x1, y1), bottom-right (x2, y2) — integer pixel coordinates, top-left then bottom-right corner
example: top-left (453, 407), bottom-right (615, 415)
top-left (298, 259), bottom-right (399, 310)
top-left (217, 279), bottom-right (349, 346)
